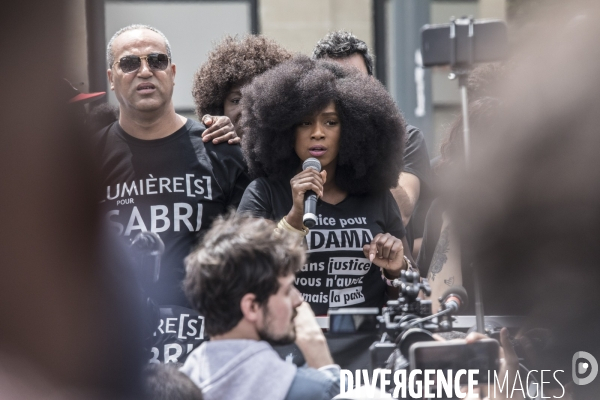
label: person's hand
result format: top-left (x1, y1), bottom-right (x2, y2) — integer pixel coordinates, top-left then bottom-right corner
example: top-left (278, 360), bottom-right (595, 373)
top-left (294, 302), bottom-right (324, 344)
top-left (285, 168), bottom-right (327, 230)
top-left (201, 114), bottom-right (240, 144)
top-left (363, 233), bottom-right (406, 278)
top-left (294, 302), bottom-right (333, 368)
top-left (465, 328), bottom-right (524, 400)
top-left (515, 328), bottom-right (552, 370)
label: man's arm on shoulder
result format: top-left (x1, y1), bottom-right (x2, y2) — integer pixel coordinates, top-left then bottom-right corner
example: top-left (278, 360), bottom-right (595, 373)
top-left (391, 172), bottom-right (421, 227)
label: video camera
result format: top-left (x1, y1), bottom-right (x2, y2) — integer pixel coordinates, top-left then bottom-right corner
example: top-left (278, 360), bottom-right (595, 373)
top-left (368, 270), bottom-right (470, 373)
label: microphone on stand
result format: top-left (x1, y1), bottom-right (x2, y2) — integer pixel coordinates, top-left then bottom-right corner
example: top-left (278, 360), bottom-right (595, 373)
top-left (302, 157), bottom-right (321, 229)
top-left (439, 286), bottom-right (469, 314)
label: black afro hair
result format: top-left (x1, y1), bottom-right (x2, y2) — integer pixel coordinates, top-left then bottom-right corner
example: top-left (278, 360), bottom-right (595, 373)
top-left (192, 35), bottom-right (292, 118)
top-left (466, 62), bottom-right (509, 100)
top-left (240, 56), bottom-right (405, 195)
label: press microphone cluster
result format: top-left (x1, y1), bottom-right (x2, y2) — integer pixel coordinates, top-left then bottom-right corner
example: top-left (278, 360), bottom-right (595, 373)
top-left (302, 157), bottom-right (321, 229)
top-left (401, 285), bottom-right (469, 332)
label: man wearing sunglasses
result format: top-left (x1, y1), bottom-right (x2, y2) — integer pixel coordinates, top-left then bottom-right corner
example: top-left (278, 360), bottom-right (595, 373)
top-left (95, 24), bottom-right (250, 364)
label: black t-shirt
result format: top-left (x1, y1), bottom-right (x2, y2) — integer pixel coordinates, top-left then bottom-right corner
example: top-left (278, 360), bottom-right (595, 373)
top-left (238, 176), bottom-right (405, 316)
top-left (149, 305), bottom-right (206, 364)
top-left (403, 125), bottom-right (433, 249)
top-left (94, 119), bottom-right (250, 307)
top-left (416, 198), bottom-right (444, 279)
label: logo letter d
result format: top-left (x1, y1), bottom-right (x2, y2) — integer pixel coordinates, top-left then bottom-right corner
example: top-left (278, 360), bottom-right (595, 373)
top-left (573, 351), bottom-right (598, 385)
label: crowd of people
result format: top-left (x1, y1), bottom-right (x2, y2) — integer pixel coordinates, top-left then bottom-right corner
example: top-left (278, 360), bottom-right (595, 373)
top-left (4, 1), bottom-right (600, 399)
top-left (94, 24), bottom-right (428, 398)
top-left (91, 7), bottom-right (600, 397)
top-left (85, 19), bottom-right (454, 395)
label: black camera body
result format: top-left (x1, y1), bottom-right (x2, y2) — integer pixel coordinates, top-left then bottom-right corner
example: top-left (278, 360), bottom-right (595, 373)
top-left (421, 18), bottom-right (508, 68)
top-left (370, 270), bottom-right (465, 373)
top-left (378, 270), bottom-right (433, 343)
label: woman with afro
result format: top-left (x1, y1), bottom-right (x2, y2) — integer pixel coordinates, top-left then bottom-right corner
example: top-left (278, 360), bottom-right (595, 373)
top-left (238, 56), bottom-right (417, 316)
top-left (192, 35), bottom-right (292, 144)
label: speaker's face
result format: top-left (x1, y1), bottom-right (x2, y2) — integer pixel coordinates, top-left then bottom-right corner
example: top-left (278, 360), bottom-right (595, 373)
top-left (294, 101), bottom-right (341, 170)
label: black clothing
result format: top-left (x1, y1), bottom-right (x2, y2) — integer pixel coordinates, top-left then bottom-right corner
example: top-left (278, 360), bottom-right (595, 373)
top-left (403, 125), bottom-right (433, 251)
top-left (150, 305), bottom-right (206, 364)
top-left (238, 176), bottom-right (405, 316)
top-left (94, 119), bottom-right (250, 307)
top-left (416, 199), bottom-right (444, 279)
top-left (403, 125), bottom-right (431, 190)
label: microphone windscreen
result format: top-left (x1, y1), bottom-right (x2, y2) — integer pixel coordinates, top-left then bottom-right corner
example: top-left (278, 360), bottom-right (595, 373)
top-left (302, 157), bottom-right (321, 172)
top-left (441, 285), bottom-right (469, 308)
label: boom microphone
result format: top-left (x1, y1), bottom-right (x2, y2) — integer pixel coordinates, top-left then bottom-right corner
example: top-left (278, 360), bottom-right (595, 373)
top-left (302, 157), bottom-right (321, 229)
top-left (440, 286), bottom-right (469, 314)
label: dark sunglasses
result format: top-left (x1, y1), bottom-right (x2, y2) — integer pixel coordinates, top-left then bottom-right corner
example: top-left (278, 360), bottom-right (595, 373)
top-left (113, 53), bottom-right (170, 73)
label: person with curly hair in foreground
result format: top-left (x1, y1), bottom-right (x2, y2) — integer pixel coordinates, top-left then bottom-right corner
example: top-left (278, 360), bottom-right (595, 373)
top-left (192, 35), bottom-right (292, 143)
top-left (238, 56), bottom-right (418, 316)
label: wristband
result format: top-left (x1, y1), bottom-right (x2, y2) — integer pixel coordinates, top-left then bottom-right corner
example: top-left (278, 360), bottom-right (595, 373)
top-left (276, 217), bottom-right (309, 237)
top-left (403, 255), bottom-right (416, 272)
top-left (381, 256), bottom-right (414, 286)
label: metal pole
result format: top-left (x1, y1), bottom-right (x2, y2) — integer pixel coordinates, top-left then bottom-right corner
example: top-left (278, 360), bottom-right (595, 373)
top-left (458, 78), bottom-right (484, 334)
top-left (457, 76), bottom-right (485, 334)
top-left (453, 16), bottom-right (485, 335)
top-left (86, 0), bottom-right (107, 95)
top-left (473, 263), bottom-right (485, 334)
top-left (373, 0), bottom-right (387, 86)
top-left (460, 84), bottom-right (471, 169)
top-left (389, 0), bottom-right (434, 146)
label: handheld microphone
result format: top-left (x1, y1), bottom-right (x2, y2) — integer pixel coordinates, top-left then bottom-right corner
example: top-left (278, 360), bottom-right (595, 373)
top-left (439, 286), bottom-right (469, 314)
top-left (302, 157), bottom-right (321, 229)
top-left (130, 231), bottom-right (165, 283)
